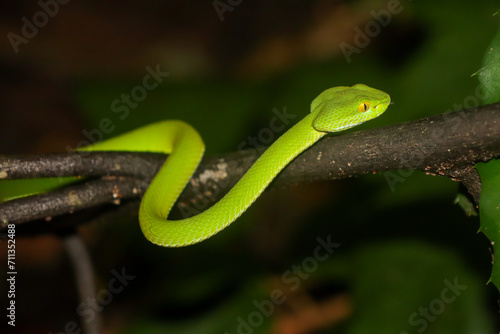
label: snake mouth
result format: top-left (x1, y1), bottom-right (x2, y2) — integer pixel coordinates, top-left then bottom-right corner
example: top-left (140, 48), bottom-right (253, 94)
top-left (376, 98), bottom-right (391, 111)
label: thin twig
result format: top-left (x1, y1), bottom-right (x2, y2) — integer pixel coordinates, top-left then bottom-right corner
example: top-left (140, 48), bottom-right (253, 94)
top-left (62, 233), bottom-right (101, 334)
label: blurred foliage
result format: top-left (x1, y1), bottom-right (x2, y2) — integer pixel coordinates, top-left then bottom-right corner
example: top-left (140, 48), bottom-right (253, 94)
top-left (124, 242), bottom-right (492, 334)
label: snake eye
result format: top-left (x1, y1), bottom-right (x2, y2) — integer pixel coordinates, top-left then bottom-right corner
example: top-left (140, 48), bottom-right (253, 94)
top-left (358, 102), bottom-right (370, 112)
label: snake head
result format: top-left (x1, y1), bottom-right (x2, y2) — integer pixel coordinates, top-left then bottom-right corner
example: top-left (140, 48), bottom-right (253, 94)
top-left (311, 83), bottom-right (391, 133)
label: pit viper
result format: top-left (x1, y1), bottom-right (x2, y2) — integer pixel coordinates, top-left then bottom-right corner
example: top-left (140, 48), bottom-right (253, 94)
top-left (1, 84), bottom-right (391, 247)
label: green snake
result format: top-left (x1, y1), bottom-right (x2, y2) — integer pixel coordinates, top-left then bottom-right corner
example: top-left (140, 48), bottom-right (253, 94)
top-left (1, 84), bottom-right (390, 247)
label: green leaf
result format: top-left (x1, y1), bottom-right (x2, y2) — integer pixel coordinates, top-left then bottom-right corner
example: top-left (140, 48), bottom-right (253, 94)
top-left (476, 160), bottom-right (500, 287)
top-left (477, 15), bottom-right (500, 104)
top-left (476, 14), bottom-right (500, 290)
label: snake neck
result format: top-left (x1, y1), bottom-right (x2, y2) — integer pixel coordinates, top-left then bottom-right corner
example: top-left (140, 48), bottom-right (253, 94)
top-left (245, 111), bottom-right (327, 188)
top-left (185, 112), bottom-right (326, 224)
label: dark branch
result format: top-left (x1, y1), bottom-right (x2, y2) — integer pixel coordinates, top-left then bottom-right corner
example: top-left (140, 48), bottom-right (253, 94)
top-left (0, 178), bottom-right (148, 224)
top-left (0, 151), bottom-right (162, 179)
top-left (1, 103), bottom-right (500, 233)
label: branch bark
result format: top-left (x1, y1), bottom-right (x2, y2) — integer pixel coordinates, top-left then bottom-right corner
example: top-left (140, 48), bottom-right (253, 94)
top-left (1, 103), bottom-right (499, 233)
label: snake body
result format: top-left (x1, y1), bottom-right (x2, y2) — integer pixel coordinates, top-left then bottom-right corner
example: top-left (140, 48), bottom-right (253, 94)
top-left (2, 84), bottom-right (390, 247)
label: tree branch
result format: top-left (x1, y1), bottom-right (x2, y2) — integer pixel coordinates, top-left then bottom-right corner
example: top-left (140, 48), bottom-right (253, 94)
top-left (1, 103), bottom-right (499, 234)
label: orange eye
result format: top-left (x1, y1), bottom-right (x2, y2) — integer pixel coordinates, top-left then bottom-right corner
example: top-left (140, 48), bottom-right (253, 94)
top-left (358, 102), bottom-right (370, 112)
